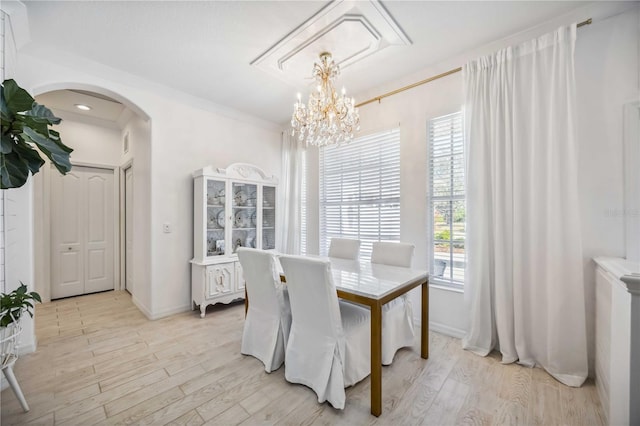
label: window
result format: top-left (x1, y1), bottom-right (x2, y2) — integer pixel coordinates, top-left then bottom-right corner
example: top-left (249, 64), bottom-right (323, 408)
top-left (320, 128), bottom-right (401, 261)
top-left (300, 152), bottom-right (307, 255)
top-left (429, 112), bottom-right (465, 288)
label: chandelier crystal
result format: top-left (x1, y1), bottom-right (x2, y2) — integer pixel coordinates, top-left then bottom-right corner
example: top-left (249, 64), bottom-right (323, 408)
top-left (291, 52), bottom-right (360, 147)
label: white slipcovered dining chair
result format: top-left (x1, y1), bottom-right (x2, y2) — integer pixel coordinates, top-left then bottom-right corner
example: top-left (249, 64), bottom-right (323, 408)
top-left (371, 242), bottom-right (415, 268)
top-left (279, 255), bottom-right (370, 410)
top-left (372, 241), bottom-right (416, 365)
top-left (328, 238), bottom-right (360, 260)
top-left (237, 248), bottom-right (291, 373)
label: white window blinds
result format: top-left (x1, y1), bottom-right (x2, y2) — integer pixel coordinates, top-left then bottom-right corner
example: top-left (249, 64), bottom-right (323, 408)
top-left (429, 112), bottom-right (465, 288)
top-left (300, 152), bottom-right (307, 255)
top-left (320, 128), bottom-right (401, 261)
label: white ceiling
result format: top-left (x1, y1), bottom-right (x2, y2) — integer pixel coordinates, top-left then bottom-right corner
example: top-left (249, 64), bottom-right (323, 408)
top-left (21, 1), bottom-right (597, 125)
top-left (36, 90), bottom-right (127, 125)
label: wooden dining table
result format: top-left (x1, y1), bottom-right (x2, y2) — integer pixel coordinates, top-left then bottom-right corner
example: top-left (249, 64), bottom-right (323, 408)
top-left (327, 258), bottom-right (429, 416)
top-left (247, 257), bottom-right (430, 416)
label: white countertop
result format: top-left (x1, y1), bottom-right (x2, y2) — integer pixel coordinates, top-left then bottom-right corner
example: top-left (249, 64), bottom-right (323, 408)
top-left (593, 256), bottom-right (640, 295)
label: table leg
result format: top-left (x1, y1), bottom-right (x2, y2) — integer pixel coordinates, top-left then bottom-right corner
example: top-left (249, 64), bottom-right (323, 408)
top-left (371, 301), bottom-right (382, 416)
top-left (421, 281), bottom-right (429, 359)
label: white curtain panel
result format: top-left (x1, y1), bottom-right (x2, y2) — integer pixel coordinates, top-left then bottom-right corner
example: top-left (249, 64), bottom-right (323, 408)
top-left (278, 131), bottom-right (305, 254)
top-left (462, 24), bottom-right (588, 387)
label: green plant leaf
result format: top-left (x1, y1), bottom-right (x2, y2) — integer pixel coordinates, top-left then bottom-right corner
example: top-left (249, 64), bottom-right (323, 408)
top-left (1, 117), bottom-right (11, 134)
top-left (12, 139), bottom-right (45, 174)
top-left (2, 79), bottom-right (35, 115)
top-left (0, 151), bottom-right (30, 189)
top-left (1, 133), bottom-right (15, 154)
top-left (24, 103), bottom-right (62, 125)
top-left (15, 114), bottom-right (50, 137)
top-left (49, 129), bottom-right (65, 145)
top-left (22, 127), bottom-right (73, 174)
top-left (1, 79), bottom-right (73, 189)
top-left (0, 86), bottom-right (11, 122)
top-left (0, 283), bottom-right (42, 327)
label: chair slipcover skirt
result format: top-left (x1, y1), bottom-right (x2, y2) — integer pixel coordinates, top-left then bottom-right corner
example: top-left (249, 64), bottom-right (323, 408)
top-left (382, 297), bottom-right (414, 364)
top-left (238, 248), bottom-right (291, 373)
top-left (372, 241), bottom-right (417, 365)
top-left (280, 255), bottom-right (370, 410)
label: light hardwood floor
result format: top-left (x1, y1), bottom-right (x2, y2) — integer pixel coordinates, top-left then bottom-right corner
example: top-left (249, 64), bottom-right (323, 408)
top-left (1, 291), bottom-right (605, 425)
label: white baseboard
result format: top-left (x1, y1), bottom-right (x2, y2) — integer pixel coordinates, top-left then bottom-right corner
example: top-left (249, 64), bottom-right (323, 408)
top-left (18, 342), bottom-right (37, 356)
top-left (429, 321), bottom-right (466, 339)
top-left (131, 294), bottom-right (154, 319)
top-left (130, 295), bottom-right (191, 321)
top-left (147, 304), bottom-right (191, 320)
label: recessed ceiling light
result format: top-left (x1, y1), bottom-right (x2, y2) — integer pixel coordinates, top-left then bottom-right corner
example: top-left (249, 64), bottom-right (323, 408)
top-left (75, 104), bottom-right (92, 111)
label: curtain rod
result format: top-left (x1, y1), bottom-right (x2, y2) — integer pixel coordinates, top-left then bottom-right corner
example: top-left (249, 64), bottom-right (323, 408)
top-left (355, 18), bottom-right (592, 108)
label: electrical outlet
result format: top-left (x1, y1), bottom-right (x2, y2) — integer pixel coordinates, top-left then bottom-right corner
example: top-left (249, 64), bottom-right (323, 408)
top-left (163, 223), bottom-right (171, 233)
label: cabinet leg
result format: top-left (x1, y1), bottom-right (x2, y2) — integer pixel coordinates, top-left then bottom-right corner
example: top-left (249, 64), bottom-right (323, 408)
top-left (200, 304), bottom-right (206, 318)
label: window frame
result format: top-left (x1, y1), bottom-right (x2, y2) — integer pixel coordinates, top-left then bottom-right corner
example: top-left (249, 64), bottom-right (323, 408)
top-left (428, 111), bottom-right (466, 290)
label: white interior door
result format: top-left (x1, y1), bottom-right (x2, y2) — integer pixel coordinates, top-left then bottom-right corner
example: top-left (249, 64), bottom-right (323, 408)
top-left (125, 166), bottom-right (134, 292)
top-left (51, 166), bottom-right (115, 299)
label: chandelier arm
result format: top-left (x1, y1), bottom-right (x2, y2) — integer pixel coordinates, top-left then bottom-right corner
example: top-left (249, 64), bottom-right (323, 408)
top-left (291, 52), bottom-right (360, 147)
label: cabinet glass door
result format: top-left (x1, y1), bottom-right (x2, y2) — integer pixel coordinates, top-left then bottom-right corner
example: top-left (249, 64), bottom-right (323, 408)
top-left (206, 179), bottom-right (226, 257)
top-left (231, 182), bottom-right (257, 253)
top-left (262, 185), bottom-right (276, 250)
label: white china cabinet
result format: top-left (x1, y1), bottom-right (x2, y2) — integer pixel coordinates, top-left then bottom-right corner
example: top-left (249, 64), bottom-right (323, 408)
top-left (191, 163), bottom-right (278, 317)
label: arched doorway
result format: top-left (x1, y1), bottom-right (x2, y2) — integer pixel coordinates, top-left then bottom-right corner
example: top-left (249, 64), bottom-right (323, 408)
top-left (30, 84), bottom-right (151, 305)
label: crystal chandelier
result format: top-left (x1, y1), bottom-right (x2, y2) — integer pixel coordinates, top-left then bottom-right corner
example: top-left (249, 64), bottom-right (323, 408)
top-left (291, 52), bottom-right (360, 147)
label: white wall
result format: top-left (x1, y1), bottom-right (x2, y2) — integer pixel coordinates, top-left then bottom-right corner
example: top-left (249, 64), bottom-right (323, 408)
top-left (0, 180), bottom-right (35, 391)
top-left (3, 181), bottom-right (35, 352)
top-left (351, 64), bottom-right (468, 336)
top-left (575, 8), bottom-right (639, 373)
top-left (623, 100), bottom-right (640, 263)
top-left (149, 110), bottom-right (281, 317)
top-left (1, 11), bottom-right (7, 296)
top-left (14, 49), bottom-right (282, 320)
top-left (2, 5), bottom-right (35, 357)
top-left (52, 119), bottom-right (122, 166)
top-left (1, 8), bottom-right (17, 80)
top-left (305, 4), bottom-right (639, 358)
top-left (121, 114), bottom-right (153, 315)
